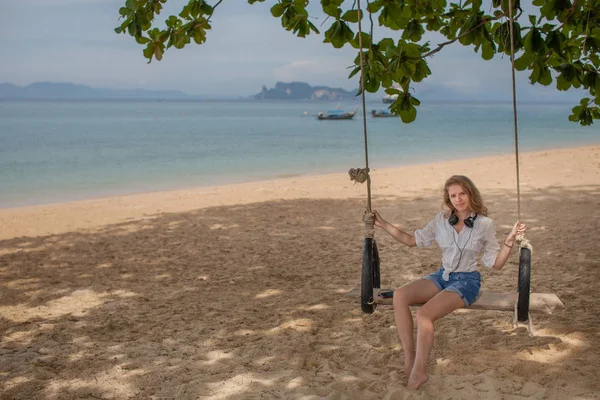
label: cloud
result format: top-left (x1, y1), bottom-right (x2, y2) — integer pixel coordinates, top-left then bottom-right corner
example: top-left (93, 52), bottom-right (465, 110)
top-left (273, 60), bottom-right (352, 87)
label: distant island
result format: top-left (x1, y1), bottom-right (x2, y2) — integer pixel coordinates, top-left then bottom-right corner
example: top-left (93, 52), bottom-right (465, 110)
top-left (254, 82), bottom-right (357, 101)
top-left (0, 82), bottom-right (196, 100)
top-left (0, 81), bottom-right (358, 101)
top-left (0, 81), bottom-right (578, 103)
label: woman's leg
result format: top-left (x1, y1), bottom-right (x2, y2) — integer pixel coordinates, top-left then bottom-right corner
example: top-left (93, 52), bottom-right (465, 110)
top-left (393, 279), bottom-right (441, 376)
top-left (408, 290), bottom-right (465, 390)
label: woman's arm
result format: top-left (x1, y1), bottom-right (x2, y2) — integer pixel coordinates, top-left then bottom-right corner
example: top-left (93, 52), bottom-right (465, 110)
top-left (372, 211), bottom-right (417, 247)
top-left (492, 221), bottom-right (526, 270)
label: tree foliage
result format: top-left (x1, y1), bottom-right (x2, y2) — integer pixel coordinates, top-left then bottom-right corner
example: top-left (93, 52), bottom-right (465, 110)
top-left (116, 0), bottom-right (600, 125)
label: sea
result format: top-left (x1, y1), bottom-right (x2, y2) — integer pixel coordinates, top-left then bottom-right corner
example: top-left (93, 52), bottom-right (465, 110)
top-left (0, 99), bottom-right (598, 208)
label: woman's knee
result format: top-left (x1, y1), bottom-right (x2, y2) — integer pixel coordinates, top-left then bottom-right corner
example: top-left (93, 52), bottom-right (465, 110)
top-left (393, 287), bottom-right (410, 306)
top-left (415, 308), bottom-right (433, 325)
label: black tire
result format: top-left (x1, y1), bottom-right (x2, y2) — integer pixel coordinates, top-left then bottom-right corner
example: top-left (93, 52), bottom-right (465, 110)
top-left (361, 238), bottom-right (377, 314)
top-left (517, 247), bottom-right (531, 322)
top-left (372, 240), bottom-right (381, 289)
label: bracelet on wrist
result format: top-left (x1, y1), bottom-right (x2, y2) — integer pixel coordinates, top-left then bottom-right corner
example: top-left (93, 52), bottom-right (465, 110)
top-left (504, 241), bottom-right (513, 248)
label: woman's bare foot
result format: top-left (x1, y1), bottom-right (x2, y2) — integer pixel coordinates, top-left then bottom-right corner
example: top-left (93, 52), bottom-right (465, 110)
top-left (407, 369), bottom-right (429, 390)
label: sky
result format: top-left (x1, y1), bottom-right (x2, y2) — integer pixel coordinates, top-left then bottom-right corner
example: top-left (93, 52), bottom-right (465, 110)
top-left (0, 0), bottom-right (584, 100)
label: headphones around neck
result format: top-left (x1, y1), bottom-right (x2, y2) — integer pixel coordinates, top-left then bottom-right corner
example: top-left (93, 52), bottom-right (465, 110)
top-left (448, 211), bottom-right (478, 228)
top-left (448, 212), bottom-right (477, 273)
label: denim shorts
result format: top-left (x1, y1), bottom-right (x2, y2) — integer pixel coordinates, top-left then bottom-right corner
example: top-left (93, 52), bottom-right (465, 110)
top-left (423, 269), bottom-right (481, 307)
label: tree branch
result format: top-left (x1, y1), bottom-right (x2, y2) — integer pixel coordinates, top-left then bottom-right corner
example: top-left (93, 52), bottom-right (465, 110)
top-left (206, 0), bottom-right (224, 24)
top-left (422, 11), bottom-right (519, 58)
top-left (559, 0), bottom-right (578, 30)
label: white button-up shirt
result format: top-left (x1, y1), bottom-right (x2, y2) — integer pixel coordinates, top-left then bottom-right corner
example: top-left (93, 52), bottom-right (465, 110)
top-left (414, 212), bottom-right (500, 280)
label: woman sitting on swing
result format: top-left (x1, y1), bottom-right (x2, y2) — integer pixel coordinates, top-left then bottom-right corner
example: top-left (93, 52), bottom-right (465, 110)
top-left (373, 175), bottom-right (526, 390)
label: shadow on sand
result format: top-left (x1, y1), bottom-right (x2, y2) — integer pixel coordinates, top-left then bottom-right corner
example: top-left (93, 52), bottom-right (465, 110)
top-left (1, 186), bottom-right (599, 399)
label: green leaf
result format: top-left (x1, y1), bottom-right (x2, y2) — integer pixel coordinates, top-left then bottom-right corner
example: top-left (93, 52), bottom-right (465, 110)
top-left (367, 0), bottom-right (383, 13)
top-left (403, 20), bottom-right (424, 42)
top-left (341, 10), bottom-right (360, 23)
top-left (410, 96), bottom-right (421, 106)
top-left (524, 27), bottom-right (546, 55)
top-left (400, 105), bottom-right (417, 123)
top-left (538, 64), bottom-right (552, 86)
top-left (412, 60), bottom-right (432, 82)
top-left (378, 38), bottom-right (394, 49)
top-left (179, 4), bottom-right (190, 18)
top-left (556, 75), bottom-right (571, 91)
top-left (365, 77), bottom-right (380, 92)
top-left (135, 35), bottom-right (150, 44)
top-left (323, 20), bottom-right (353, 48)
top-left (545, 30), bottom-right (565, 53)
top-left (481, 42), bottom-right (494, 60)
top-left (530, 64), bottom-right (541, 84)
top-left (165, 15), bottom-right (181, 29)
top-left (381, 75), bottom-right (393, 88)
top-left (322, 3), bottom-right (341, 18)
top-left (348, 66), bottom-right (361, 79)
top-left (154, 43), bottom-right (164, 61)
top-left (118, 7), bottom-right (131, 17)
top-left (403, 43), bottom-right (422, 59)
top-left (514, 53), bottom-right (534, 71)
top-left (350, 31), bottom-right (371, 49)
top-left (271, 4), bottom-right (285, 17)
top-left (143, 43), bottom-right (155, 62)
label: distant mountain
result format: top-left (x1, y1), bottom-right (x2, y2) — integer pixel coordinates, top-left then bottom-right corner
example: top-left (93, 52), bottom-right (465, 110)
top-left (255, 82), bottom-right (357, 101)
top-left (0, 82), bottom-right (195, 100)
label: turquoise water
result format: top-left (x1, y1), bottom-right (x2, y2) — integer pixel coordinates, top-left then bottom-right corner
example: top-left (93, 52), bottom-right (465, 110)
top-left (0, 99), bottom-right (598, 208)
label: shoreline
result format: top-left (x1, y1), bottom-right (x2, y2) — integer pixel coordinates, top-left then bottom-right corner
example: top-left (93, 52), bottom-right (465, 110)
top-left (3, 141), bottom-right (598, 212)
top-left (1, 144), bottom-right (598, 240)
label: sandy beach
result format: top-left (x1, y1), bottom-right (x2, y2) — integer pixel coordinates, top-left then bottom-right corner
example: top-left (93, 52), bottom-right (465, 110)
top-left (1, 145), bottom-right (599, 399)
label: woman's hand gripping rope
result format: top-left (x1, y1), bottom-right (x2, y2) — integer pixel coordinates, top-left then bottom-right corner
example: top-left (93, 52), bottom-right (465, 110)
top-left (504, 221), bottom-right (527, 249)
top-left (363, 209), bottom-right (375, 239)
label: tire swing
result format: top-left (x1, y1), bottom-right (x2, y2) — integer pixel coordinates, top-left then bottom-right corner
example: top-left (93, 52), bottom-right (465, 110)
top-left (361, 234), bottom-right (380, 314)
top-left (345, 0), bottom-right (387, 315)
top-left (507, 0), bottom-right (532, 326)
top-left (348, 169), bottom-right (380, 314)
top-left (347, 0), bottom-right (563, 334)
top-left (517, 246), bottom-right (531, 322)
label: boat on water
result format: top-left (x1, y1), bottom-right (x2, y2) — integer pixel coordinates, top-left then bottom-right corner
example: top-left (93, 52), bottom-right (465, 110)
top-left (316, 107), bottom-right (357, 120)
top-left (371, 109), bottom-right (396, 118)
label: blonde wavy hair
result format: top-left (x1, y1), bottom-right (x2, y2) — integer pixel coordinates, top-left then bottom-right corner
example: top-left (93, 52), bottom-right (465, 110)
top-left (443, 175), bottom-right (488, 217)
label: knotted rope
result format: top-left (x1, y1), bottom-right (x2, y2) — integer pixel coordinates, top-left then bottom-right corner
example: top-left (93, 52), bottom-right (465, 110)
top-left (348, 0), bottom-right (374, 238)
top-left (348, 167), bottom-right (370, 184)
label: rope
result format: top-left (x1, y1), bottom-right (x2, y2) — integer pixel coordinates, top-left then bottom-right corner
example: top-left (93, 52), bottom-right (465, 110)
top-left (348, 167), bottom-right (370, 183)
top-left (508, 0), bottom-right (531, 251)
top-left (348, 0), bottom-right (375, 238)
top-left (356, 0), bottom-right (370, 213)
